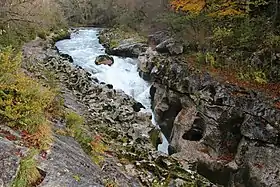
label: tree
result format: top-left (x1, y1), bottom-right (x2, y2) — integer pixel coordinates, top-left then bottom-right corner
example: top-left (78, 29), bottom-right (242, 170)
top-left (0, 0), bottom-right (65, 47)
top-left (169, 0), bottom-right (270, 16)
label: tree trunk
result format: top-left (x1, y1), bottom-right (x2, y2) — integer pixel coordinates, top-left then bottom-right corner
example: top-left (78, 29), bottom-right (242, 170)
top-left (273, 0), bottom-right (280, 30)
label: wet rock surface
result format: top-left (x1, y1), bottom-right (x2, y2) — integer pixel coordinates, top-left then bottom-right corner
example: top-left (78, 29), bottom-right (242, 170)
top-left (137, 35), bottom-right (280, 186)
top-left (95, 55), bottom-right (114, 66)
top-left (19, 37), bottom-right (215, 186)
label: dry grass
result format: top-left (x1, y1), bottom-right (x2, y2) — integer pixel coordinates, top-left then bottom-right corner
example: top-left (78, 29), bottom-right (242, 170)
top-left (185, 54), bottom-right (280, 99)
top-left (23, 122), bottom-right (53, 150)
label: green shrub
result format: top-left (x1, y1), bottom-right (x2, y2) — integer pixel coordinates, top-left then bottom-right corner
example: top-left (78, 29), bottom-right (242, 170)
top-left (0, 47), bottom-right (55, 149)
top-left (65, 111), bottom-right (108, 165)
top-left (206, 52), bottom-right (218, 68)
top-left (238, 70), bottom-right (268, 84)
top-left (212, 27), bottom-right (234, 47)
top-left (0, 25), bottom-right (37, 49)
top-left (264, 33), bottom-right (280, 50)
top-left (37, 30), bottom-right (48, 40)
top-left (65, 111), bottom-right (84, 133)
top-left (52, 29), bottom-right (70, 43)
top-left (196, 52), bottom-right (206, 64)
top-left (12, 149), bottom-right (41, 187)
top-left (65, 111), bottom-right (91, 152)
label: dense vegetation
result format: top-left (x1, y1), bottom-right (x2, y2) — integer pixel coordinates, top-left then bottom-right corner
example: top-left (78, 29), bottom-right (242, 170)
top-left (0, 0), bottom-right (66, 48)
top-left (2, 0), bottom-right (279, 83)
top-left (57, 0), bottom-right (280, 83)
top-left (165, 0), bottom-right (280, 83)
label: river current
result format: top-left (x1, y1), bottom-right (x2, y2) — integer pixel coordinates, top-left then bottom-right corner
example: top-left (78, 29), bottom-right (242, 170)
top-left (56, 28), bottom-right (168, 154)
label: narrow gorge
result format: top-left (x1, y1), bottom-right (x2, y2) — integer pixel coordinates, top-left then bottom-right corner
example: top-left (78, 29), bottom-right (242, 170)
top-left (55, 28), bottom-right (169, 154)
top-left (1, 25), bottom-right (279, 187)
top-left (1, 0), bottom-right (280, 187)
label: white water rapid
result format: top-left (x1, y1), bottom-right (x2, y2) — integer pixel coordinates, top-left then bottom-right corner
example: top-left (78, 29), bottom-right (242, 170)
top-left (55, 28), bottom-right (169, 154)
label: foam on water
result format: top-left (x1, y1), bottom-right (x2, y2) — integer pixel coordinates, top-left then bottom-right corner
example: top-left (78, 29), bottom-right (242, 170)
top-left (56, 28), bottom-right (168, 154)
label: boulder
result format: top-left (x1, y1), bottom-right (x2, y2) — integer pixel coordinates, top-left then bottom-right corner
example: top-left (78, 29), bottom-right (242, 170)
top-left (38, 135), bottom-right (104, 187)
top-left (132, 102), bottom-right (145, 112)
top-left (138, 47), bottom-right (158, 73)
top-left (59, 53), bottom-right (74, 63)
top-left (148, 31), bottom-right (170, 46)
top-left (137, 47), bottom-right (165, 81)
top-left (156, 38), bottom-right (184, 55)
top-left (95, 55), bottom-right (114, 66)
top-left (54, 46), bottom-right (74, 63)
top-left (108, 39), bottom-right (147, 58)
top-left (98, 30), bottom-right (147, 58)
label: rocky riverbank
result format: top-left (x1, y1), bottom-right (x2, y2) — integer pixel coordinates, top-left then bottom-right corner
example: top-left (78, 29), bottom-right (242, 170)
top-left (0, 31), bottom-right (215, 186)
top-left (99, 29), bottom-right (280, 187)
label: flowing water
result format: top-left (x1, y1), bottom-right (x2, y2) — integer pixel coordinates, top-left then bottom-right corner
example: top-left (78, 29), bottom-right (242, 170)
top-left (56, 28), bottom-right (169, 154)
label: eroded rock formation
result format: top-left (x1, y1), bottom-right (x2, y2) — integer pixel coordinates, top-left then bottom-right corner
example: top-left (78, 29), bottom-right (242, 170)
top-left (137, 32), bottom-right (280, 187)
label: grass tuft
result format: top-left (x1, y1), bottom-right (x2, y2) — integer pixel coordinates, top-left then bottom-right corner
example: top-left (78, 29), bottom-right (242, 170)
top-left (11, 149), bottom-right (41, 187)
top-left (65, 111), bottom-right (108, 165)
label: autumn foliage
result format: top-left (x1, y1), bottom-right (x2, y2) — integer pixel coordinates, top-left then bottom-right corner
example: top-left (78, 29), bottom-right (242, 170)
top-left (0, 47), bottom-right (55, 150)
top-left (170, 0), bottom-right (206, 13)
top-left (169, 0), bottom-right (268, 16)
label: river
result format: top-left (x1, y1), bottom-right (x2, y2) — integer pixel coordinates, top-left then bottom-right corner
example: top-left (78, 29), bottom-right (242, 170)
top-left (55, 28), bottom-right (169, 154)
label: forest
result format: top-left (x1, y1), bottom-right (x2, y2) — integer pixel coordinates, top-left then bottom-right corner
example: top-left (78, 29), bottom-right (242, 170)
top-left (1, 0), bottom-right (280, 83)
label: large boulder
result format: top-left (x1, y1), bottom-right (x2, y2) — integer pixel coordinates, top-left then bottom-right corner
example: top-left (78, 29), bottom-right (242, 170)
top-left (233, 139), bottom-right (280, 187)
top-left (137, 47), bottom-right (165, 81)
top-left (147, 31), bottom-right (183, 55)
top-left (156, 38), bottom-right (184, 55)
top-left (108, 38), bottom-right (147, 58)
top-left (148, 31), bottom-right (170, 46)
top-left (98, 30), bottom-right (147, 58)
top-left (95, 55), bottom-right (114, 66)
top-left (38, 135), bottom-right (104, 187)
top-left (132, 102), bottom-right (145, 112)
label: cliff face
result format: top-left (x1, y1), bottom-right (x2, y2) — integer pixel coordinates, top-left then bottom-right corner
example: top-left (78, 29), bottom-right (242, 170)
top-left (138, 32), bottom-right (280, 187)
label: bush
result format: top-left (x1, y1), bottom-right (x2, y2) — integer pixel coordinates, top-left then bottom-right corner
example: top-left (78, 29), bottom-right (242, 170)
top-left (0, 47), bottom-right (56, 149)
top-left (238, 70), bottom-right (268, 84)
top-left (65, 111), bottom-right (107, 165)
top-left (52, 29), bottom-right (70, 43)
top-left (0, 26), bottom-right (37, 49)
top-left (37, 30), bottom-right (48, 40)
top-left (12, 149), bottom-right (41, 187)
top-left (65, 111), bottom-right (84, 135)
top-left (212, 27), bottom-right (234, 47)
top-left (154, 12), bottom-right (213, 50)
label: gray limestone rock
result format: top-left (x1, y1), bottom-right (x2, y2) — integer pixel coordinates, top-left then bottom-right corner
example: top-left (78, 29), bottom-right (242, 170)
top-left (0, 138), bottom-right (26, 187)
